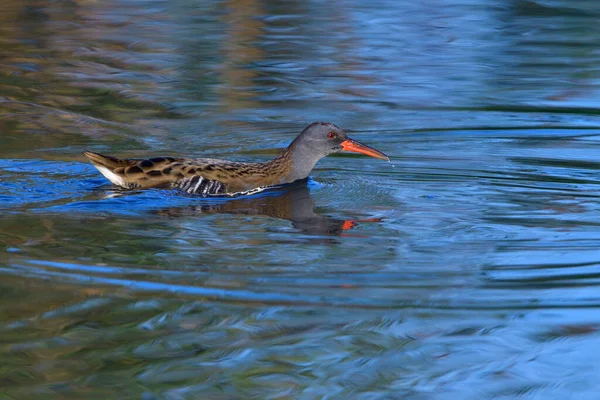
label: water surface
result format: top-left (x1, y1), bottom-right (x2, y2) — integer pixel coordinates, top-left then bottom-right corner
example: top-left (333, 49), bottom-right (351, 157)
top-left (2, 0), bottom-right (600, 398)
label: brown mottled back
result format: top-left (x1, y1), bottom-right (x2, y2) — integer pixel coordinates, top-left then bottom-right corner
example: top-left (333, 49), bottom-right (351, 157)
top-left (83, 151), bottom-right (293, 195)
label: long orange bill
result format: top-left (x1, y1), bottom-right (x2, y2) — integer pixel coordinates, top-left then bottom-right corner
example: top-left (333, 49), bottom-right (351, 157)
top-left (340, 139), bottom-right (390, 161)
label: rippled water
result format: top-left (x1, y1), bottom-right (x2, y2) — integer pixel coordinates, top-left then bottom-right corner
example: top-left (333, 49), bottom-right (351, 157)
top-left (2, 0), bottom-right (600, 398)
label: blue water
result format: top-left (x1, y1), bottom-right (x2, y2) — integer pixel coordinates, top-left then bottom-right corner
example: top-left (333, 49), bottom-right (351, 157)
top-left (2, 0), bottom-right (600, 398)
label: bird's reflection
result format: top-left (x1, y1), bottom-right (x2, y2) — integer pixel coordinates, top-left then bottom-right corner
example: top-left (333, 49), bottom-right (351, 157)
top-left (154, 180), bottom-right (381, 236)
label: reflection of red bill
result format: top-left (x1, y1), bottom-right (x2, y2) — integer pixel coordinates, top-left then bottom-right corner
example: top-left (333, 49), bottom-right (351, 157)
top-left (341, 139), bottom-right (390, 161)
top-left (341, 220), bottom-right (356, 231)
top-left (341, 217), bottom-right (384, 232)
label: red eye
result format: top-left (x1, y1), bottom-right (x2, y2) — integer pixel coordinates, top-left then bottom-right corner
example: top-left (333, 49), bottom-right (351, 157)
top-left (327, 132), bottom-right (336, 139)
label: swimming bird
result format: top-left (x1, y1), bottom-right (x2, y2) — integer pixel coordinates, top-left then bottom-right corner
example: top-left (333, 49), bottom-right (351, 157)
top-left (84, 122), bottom-right (389, 196)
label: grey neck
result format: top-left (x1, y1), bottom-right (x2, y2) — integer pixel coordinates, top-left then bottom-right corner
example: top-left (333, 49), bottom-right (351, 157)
top-left (285, 140), bottom-right (325, 182)
top-left (265, 140), bottom-right (325, 184)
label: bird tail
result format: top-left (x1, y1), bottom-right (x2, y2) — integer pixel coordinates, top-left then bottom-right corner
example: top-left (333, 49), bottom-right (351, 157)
top-left (84, 151), bottom-right (134, 168)
top-left (83, 151), bottom-right (137, 188)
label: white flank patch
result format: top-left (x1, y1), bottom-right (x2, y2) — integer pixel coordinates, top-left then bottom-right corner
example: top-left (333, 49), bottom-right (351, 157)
top-left (193, 176), bottom-right (204, 193)
top-left (217, 185), bottom-right (269, 197)
top-left (95, 166), bottom-right (127, 188)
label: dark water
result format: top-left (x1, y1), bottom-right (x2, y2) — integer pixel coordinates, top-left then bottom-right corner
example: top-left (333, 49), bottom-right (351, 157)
top-left (2, 0), bottom-right (600, 398)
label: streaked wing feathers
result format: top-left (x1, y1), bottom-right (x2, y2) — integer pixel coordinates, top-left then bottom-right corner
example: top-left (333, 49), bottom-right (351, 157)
top-left (84, 151), bottom-right (290, 196)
